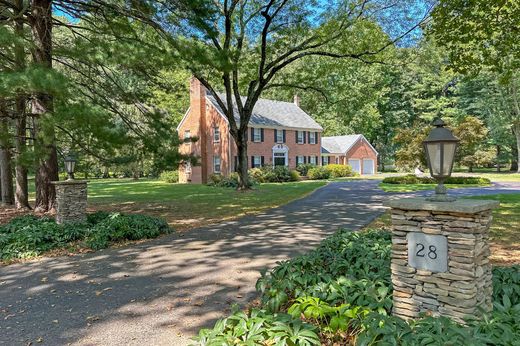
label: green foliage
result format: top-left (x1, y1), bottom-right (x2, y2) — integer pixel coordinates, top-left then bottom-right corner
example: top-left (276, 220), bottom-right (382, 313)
top-left (307, 167), bottom-right (331, 180)
top-left (197, 229), bottom-right (520, 345)
top-left (248, 166), bottom-right (299, 183)
top-left (159, 170), bottom-right (179, 183)
top-left (382, 174), bottom-right (491, 185)
top-left (207, 172), bottom-right (258, 188)
top-left (325, 164), bottom-right (355, 178)
top-left (296, 163), bottom-right (316, 176)
top-left (0, 212), bottom-right (170, 260)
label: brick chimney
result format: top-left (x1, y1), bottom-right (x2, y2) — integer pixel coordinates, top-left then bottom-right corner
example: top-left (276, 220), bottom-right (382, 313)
top-left (190, 77), bottom-right (208, 183)
top-left (293, 94), bottom-right (301, 107)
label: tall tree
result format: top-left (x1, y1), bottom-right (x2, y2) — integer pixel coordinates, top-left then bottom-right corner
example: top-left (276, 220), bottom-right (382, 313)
top-left (145, 0), bottom-right (431, 189)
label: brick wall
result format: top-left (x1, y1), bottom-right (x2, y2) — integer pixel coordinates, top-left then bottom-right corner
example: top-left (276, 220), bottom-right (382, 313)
top-left (346, 138), bottom-right (378, 174)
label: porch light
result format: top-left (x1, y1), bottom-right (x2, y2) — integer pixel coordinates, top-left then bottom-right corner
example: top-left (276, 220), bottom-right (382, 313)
top-left (423, 118), bottom-right (459, 202)
top-left (64, 153), bottom-right (77, 180)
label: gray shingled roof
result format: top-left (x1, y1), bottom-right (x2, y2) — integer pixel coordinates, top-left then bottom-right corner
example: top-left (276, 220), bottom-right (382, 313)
top-left (321, 135), bottom-right (364, 154)
top-left (206, 92), bottom-right (323, 131)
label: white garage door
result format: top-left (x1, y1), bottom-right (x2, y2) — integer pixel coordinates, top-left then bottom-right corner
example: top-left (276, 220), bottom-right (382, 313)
top-left (348, 159), bottom-right (361, 174)
top-left (362, 159), bottom-right (375, 175)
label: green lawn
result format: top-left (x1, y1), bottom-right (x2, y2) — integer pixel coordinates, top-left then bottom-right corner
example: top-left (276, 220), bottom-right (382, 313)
top-left (75, 179), bottom-right (326, 230)
top-left (378, 183), bottom-right (488, 193)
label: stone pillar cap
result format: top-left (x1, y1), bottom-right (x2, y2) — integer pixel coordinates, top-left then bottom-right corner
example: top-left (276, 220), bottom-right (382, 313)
top-left (384, 197), bottom-right (499, 213)
top-left (51, 180), bottom-right (89, 185)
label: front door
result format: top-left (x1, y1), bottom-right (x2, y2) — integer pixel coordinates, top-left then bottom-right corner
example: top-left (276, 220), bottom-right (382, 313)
top-left (274, 156), bottom-right (286, 166)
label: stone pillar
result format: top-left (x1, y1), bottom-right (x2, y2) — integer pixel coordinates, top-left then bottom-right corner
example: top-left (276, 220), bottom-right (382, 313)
top-left (384, 197), bottom-right (499, 324)
top-left (51, 180), bottom-right (88, 224)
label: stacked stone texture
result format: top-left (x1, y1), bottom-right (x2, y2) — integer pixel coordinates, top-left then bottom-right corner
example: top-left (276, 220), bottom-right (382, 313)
top-left (53, 181), bottom-right (88, 224)
top-left (390, 208), bottom-right (493, 324)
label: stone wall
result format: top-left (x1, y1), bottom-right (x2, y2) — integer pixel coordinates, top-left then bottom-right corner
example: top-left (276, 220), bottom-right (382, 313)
top-left (52, 180), bottom-right (88, 224)
top-left (386, 198), bottom-right (498, 324)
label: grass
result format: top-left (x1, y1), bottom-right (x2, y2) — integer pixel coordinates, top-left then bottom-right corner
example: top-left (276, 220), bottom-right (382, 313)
top-left (79, 179), bottom-right (326, 230)
top-left (378, 183), bottom-right (487, 193)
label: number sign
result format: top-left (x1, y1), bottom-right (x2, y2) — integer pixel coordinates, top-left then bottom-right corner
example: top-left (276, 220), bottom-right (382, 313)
top-left (407, 232), bottom-right (448, 273)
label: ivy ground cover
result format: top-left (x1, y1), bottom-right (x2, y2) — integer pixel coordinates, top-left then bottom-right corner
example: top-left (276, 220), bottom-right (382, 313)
top-left (195, 230), bottom-right (520, 345)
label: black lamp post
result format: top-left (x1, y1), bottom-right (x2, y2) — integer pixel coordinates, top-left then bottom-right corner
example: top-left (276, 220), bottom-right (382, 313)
top-left (423, 118), bottom-right (460, 202)
top-left (64, 153), bottom-right (77, 180)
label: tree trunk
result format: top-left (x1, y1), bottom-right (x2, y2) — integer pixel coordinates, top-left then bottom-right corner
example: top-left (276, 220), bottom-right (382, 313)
top-left (14, 1), bottom-right (30, 210)
top-left (0, 120), bottom-right (14, 206)
top-left (102, 166), bottom-right (109, 178)
top-left (514, 123), bottom-right (520, 173)
top-left (496, 145), bottom-right (501, 173)
top-left (235, 131), bottom-right (250, 190)
top-left (31, 0), bottom-right (58, 212)
top-left (14, 105), bottom-right (29, 209)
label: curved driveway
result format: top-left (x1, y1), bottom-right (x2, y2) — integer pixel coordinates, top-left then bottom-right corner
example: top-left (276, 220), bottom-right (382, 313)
top-left (0, 180), bottom-right (518, 345)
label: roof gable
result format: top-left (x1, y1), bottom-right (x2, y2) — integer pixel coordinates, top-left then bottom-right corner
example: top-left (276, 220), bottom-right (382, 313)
top-left (206, 92), bottom-right (323, 131)
top-left (321, 135), bottom-right (378, 155)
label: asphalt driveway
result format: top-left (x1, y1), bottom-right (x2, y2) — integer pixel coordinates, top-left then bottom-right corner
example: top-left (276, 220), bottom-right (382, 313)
top-left (0, 180), bottom-right (517, 345)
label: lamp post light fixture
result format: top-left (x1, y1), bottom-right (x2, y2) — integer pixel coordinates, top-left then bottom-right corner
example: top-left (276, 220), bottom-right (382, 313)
top-left (423, 118), bottom-right (460, 202)
top-left (64, 153), bottom-right (77, 180)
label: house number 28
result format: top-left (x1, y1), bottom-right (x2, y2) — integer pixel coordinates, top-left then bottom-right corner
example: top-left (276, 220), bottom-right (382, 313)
top-left (407, 233), bottom-right (447, 272)
top-left (415, 243), bottom-right (438, 259)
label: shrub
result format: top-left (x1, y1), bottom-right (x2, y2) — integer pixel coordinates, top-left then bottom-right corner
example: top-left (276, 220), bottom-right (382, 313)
top-left (296, 163), bottom-right (316, 176)
top-left (324, 164), bottom-right (354, 178)
top-left (197, 229), bottom-right (520, 345)
top-left (258, 166), bottom-right (294, 183)
top-left (307, 166), bottom-right (331, 180)
top-left (248, 168), bottom-right (266, 183)
top-left (0, 212), bottom-right (171, 260)
top-left (382, 174), bottom-right (491, 185)
top-left (289, 170), bottom-right (301, 182)
top-left (159, 170), bottom-right (179, 183)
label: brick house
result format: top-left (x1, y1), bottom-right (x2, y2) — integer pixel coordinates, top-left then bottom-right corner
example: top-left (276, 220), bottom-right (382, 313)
top-left (321, 135), bottom-right (378, 174)
top-left (177, 78), bottom-right (378, 183)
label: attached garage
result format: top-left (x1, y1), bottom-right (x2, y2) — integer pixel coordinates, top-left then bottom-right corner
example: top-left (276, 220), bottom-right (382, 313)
top-left (321, 135), bottom-right (378, 175)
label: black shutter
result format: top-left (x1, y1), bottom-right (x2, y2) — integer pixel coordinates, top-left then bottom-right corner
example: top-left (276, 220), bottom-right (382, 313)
top-left (261, 128), bottom-right (264, 142)
top-left (315, 132), bottom-right (318, 144)
top-left (295, 130), bottom-right (298, 143)
top-left (303, 131), bottom-right (306, 144)
top-left (307, 131), bottom-right (311, 143)
top-left (274, 129), bottom-right (277, 142)
top-left (251, 128), bottom-right (254, 142)
top-left (261, 156), bottom-right (264, 166)
top-left (304, 156), bottom-right (307, 164)
top-left (283, 130), bottom-right (286, 143)
top-left (251, 156), bottom-right (254, 168)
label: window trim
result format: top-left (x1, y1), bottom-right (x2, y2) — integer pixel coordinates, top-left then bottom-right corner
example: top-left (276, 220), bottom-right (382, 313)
top-left (297, 131), bottom-right (304, 144)
top-left (253, 128), bottom-right (262, 142)
top-left (309, 132), bottom-right (316, 144)
top-left (213, 126), bottom-right (220, 143)
top-left (213, 156), bottom-right (221, 173)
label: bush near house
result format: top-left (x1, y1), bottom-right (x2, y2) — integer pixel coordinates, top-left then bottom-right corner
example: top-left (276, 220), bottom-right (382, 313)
top-left (307, 166), bottom-right (331, 180)
top-left (248, 166), bottom-right (300, 183)
top-left (159, 170), bottom-right (179, 183)
top-left (195, 230), bottom-right (520, 345)
top-left (0, 212), bottom-right (171, 260)
top-left (383, 174), bottom-right (491, 185)
top-left (325, 164), bottom-right (355, 178)
top-left (296, 163), bottom-right (317, 176)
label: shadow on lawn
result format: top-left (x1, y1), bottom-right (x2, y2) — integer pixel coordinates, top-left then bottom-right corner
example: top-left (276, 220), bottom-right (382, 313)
top-left (0, 180), bottom-right (390, 345)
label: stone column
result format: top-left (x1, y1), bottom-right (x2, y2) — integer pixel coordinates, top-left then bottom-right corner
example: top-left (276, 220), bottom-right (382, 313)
top-left (51, 180), bottom-right (88, 224)
top-left (384, 197), bottom-right (499, 324)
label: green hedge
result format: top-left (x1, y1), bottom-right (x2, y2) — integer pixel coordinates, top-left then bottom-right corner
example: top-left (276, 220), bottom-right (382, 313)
top-left (383, 174), bottom-right (491, 185)
top-left (325, 164), bottom-right (355, 178)
top-left (159, 170), bottom-right (179, 183)
top-left (195, 230), bottom-right (520, 345)
top-left (307, 166), bottom-right (331, 180)
top-left (0, 212), bottom-right (171, 260)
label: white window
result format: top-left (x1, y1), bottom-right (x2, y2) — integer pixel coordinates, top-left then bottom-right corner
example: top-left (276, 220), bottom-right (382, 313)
top-left (297, 131), bottom-right (304, 144)
top-left (322, 156), bottom-right (328, 166)
top-left (296, 156), bottom-right (304, 165)
top-left (253, 128), bottom-right (262, 142)
top-left (276, 130), bottom-right (284, 143)
top-left (213, 126), bottom-right (220, 142)
top-left (185, 161), bottom-right (192, 173)
top-left (310, 156), bottom-right (317, 165)
top-left (309, 132), bottom-right (316, 144)
top-left (253, 156), bottom-right (262, 168)
top-left (213, 156), bottom-right (221, 173)
top-left (184, 130), bottom-right (191, 140)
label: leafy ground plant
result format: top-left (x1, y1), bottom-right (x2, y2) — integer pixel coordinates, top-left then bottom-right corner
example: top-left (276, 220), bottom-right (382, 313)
top-left (194, 230), bottom-right (520, 345)
top-left (0, 212), bottom-right (171, 261)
